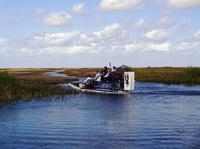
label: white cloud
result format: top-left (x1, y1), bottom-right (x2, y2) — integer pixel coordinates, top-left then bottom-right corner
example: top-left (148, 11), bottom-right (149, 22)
top-left (94, 23), bottom-right (126, 41)
top-left (30, 32), bottom-right (80, 47)
top-left (20, 45), bottom-right (100, 56)
top-left (20, 31), bottom-right (100, 56)
top-left (124, 42), bottom-right (141, 52)
top-left (79, 34), bottom-right (97, 43)
top-left (194, 30), bottom-right (200, 39)
top-left (99, 0), bottom-right (143, 11)
top-left (38, 11), bottom-right (72, 27)
top-left (176, 41), bottom-right (200, 50)
top-left (124, 41), bottom-right (171, 52)
top-left (10, 19), bottom-right (198, 57)
top-left (151, 0), bottom-right (200, 9)
top-left (20, 23), bottom-right (127, 56)
top-left (143, 29), bottom-right (170, 40)
top-left (64, 45), bottom-right (100, 54)
top-left (135, 18), bottom-right (147, 28)
top-left (135, 17), bottom-right (176, 31)
top-left (72, 3), bottom-right (85, 14)
top-left (0, 38), bottom-right (7, 46)
top-left (167, 0), bottom-right (200, 9)
top-left (19, 20), bottom-right (187, 56)
top-left (174, 30), bottom-right (200, 52)
top-left (149, 42), bottom-right (171, 51)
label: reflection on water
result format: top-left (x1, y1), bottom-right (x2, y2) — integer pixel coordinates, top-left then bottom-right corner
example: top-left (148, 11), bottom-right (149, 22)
top-left (46, 70), bottom-right (66, 77)
top-left (0, 82), bottom-right (200, 149)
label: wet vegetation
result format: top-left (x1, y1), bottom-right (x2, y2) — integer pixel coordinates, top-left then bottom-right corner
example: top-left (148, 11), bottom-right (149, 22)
top-left (131, 67), bottom-right (200, 85)
top-left (0, 68), bottom-right (77, 84)
top-left (0, 67), bottom-right (199, 102)
top-left (0, 72), bottom-right (77, 103)
top-left (62, 68), bottom-right (102, 77)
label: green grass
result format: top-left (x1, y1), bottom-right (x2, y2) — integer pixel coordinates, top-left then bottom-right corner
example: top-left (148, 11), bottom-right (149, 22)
top-left (130, 67), bottom-right (200, 85)
top-left (0, 72), bottom-right (21, 100)
top-left (0, 68), bottom-right (78, 84)
top-left (1, 67), bottom-right (199, 103)
top-left (185, 68), bottom-right (200, 78)
top-left (0, 72), bottom-right (76, 103)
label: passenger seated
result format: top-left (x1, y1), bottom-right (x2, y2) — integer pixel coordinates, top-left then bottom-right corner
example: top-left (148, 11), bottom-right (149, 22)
top-left (100, 66), bottom-right (109, 82)
top-left (112, 66), bottom-right (116, 72)
top-left (101, 66), bottom-right (108, 77)
top-left (84, 75), bottom-right (94, 84)
top-left (83, 75), bottom-right (94, 89)
top-left (104, 66), bottom-right (117, 79)
top-left (110, 66), bottom-right (117, 78)
top-left (94, 71), bottom-right (101, 82)
top-left (104, 72), bottom-right (110, 78)
top-left (101, 65), bottom-right (118, 82)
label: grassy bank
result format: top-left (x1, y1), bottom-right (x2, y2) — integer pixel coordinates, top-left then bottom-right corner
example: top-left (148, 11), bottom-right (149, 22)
top-left (62, 67), bottom-right (200, 85)
top-left (0, 71), bottom-right (77, 103)
top-left (14, 72), bottom-right (77, 84)
top-left (62, 68), bottom-right (102, 77)
top-left (131, 67), bottom-right (200, 85)
top-left (1, 67), bottom-right (199, 102)
top-left (0, 68), bottom-right (78, 84)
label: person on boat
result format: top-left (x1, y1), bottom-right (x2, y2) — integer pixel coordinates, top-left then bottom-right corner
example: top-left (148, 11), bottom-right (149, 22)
top-left (100, 66), bottom-right (109, 82)
top-left (104, 66), bottom-right (117, 80)
top-left (101, 66), bottom-right (108, 77)
top-left (84, 71), bottom-right (102, 84)
top-left (110, 66), bottom-right (116, 74)
top-left (83, 75), bottom-right (94, 89)
top-left (112, 66), bottom-right (116, 72)
top-left (84, 75), bottom-right (93, 84)
top-left (94, 71), bottom-right (101, 82)
top-left (104, 71), bottom-right (110, 78)
top-left (101, 66), bottom-right (112, 82)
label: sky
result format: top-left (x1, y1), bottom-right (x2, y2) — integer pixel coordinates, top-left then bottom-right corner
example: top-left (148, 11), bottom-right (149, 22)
top-left (0, 0), bottom-right (200, 68)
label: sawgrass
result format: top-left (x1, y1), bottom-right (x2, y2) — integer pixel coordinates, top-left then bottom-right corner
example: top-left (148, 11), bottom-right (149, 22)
top-left (0, 72), bottom-right (76, 102)
top-left (0, 68), bottom-right (78, 84)
top-left (63, 67), bottom-right (200, 85)
top-left (131, 67), bottom-right (200, 85)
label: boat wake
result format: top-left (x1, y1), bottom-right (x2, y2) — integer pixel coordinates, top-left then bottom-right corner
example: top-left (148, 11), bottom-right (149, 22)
top-left (133, 90), bottom-right (200, 96)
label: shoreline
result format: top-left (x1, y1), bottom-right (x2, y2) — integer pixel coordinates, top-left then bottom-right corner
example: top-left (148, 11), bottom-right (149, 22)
top-left (0, 69), bottom-right (78, 102)
top-left (0, 67), bottom-right (200, 102)
top-left (1, 67), bottom-right (200, 85)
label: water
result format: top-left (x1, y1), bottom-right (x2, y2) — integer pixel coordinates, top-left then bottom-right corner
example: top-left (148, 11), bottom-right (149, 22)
top-left (47, 71), bottom-right (66, 77)
top-left (0, 82), bottom-right (200, 149)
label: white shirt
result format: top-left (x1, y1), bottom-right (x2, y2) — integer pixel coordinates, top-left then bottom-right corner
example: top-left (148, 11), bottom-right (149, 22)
top-left (112, 67), bottom-right (116, 72)
top-left (94, 72), bottom-right (101, 80)
top-left (84, 77), bottom-right (92, 83)
top-left (104, 72), bottom-right (109, 78)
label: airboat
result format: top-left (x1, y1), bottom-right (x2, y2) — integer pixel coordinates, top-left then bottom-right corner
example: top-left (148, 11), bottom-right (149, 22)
top-left (68, 66), bottom-right (135, 95)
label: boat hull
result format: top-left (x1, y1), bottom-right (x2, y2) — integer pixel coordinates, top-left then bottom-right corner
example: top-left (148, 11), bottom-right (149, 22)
top-left (68, 83), bottom-right (128, 95)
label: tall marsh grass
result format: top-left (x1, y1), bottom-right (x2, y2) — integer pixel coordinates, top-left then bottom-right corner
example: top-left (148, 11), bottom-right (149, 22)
top-left (131, 67), bottom-right (200, 85)
top-left (0, 72), bottom-right (76, 102)
top-left (185, 68), bottom-right (200, 78)
top-left (0, 72), bottom-right (21, 99)
top-left (63, 67), bottom-right (200, 85)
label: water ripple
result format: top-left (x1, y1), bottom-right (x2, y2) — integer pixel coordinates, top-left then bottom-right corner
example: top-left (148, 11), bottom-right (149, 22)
top-left (0, 82), bottom-right (200, 149)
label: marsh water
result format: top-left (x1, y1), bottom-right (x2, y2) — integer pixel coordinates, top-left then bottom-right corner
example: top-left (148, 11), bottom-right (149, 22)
top-left (0, 72), bottom-right (200, 149)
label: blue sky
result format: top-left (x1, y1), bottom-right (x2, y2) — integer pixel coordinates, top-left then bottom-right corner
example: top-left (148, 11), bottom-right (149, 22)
top-left (0, 0), bottom-right (200, 68)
